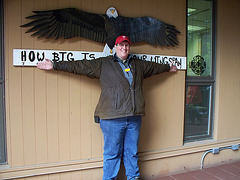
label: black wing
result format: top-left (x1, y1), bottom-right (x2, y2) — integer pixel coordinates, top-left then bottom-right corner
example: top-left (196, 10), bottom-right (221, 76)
top-left (105, 16), bottom-right (180, 47)
top-left (21, 8), bottom-right (107, 43)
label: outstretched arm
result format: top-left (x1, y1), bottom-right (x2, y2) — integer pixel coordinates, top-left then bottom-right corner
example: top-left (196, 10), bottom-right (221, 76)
top-left (37, 58), bottom-right (102, 79)
top-left (36, 59), bottom-right (53, 70)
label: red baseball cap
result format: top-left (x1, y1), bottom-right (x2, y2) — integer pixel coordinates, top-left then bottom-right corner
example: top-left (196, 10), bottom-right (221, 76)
top-left (115, 35), bottom-right (131, 45)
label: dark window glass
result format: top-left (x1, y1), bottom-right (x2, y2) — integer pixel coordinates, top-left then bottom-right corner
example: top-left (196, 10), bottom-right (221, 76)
top-left (185, 85), bottom-right (212, 139)
top-left (185, 0), bottom-right (215, 142)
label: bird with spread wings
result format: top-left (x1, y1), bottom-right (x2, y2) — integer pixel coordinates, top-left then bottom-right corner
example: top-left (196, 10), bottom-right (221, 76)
top-left (21, 7), bottom-right (180, 55)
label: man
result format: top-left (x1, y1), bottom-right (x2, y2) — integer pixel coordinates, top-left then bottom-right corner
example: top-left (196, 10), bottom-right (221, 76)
top-left (37, 35), bottom-right (177, 180)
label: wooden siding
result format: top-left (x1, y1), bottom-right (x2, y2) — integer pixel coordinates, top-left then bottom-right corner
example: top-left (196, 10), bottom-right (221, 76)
top-left (2, 0), bottom-right (240, 179)
top-left (3, 0), bottom-right (185, 176)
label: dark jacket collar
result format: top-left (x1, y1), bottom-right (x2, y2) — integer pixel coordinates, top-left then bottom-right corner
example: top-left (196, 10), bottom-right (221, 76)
top-left (113, 54), bottom-right (133, 65)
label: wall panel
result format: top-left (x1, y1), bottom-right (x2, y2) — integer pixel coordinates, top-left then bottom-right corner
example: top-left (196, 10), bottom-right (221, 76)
top-left (216, 0), bottom-right (240, 140)
top-left (3, 0), bottom-right (187, 179)
top-left (21, 0), bottom-right (36, 166)
top-left (6, 0), bottom-right (24, 167)
top-left (2, 0), bottom-right (240, 179)
top-left (32, 0), bottom-right (49, 166)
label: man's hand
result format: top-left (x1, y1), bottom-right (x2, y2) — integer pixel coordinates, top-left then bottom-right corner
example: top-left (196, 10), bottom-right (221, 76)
top-left (169, 63), bottom-right (177, 72)
top-left (36, 59), bottom-right (53, 70)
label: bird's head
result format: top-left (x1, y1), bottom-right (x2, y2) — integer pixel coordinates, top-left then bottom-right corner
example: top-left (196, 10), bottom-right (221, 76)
top-left (106, 7), bottom-right (118, 18)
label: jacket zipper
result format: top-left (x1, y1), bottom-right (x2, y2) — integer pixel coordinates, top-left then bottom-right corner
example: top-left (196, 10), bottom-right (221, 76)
top-left (130, 61), bottom-right (135, 114)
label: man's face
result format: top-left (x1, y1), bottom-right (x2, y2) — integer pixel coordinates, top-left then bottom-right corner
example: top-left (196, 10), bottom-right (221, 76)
top-left (114, 41), bottom-right (130, 60)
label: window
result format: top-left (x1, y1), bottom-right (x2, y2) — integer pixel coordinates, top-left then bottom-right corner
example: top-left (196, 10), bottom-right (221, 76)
top-left (0, 0), bottom-right (6, 164)
top-left (184, 0), bottom-right (215, 142)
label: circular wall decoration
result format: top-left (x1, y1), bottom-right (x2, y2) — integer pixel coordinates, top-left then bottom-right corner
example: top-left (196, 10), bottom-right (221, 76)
top-left (189, 55), bottom-right (206, 75)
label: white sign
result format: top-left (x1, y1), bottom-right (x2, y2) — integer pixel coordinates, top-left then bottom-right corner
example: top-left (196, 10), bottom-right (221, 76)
top-left (13, 49), bottom-right (186, 70)
top-left (131, 53), bottom-right (186, 70)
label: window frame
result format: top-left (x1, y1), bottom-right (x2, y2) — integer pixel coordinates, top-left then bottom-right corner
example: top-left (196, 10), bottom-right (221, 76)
top-left (184, 0), bottom-right (216, 143)
top-left (0, 0), bottom-right (7, 164)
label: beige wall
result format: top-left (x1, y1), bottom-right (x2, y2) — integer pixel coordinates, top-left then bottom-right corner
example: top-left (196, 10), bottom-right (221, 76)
top-left (0, 0), bottom-right (240, 179)
top-left (215, 0), bottom-right (240, 140)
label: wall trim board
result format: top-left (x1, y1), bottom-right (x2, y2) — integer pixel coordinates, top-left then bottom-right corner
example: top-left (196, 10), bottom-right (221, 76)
top-left (1, 138), bottom-right (239, 179)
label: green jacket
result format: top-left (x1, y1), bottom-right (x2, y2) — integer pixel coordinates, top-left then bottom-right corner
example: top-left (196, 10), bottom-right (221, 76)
top-left (53, 55), bottom-right (170, 120)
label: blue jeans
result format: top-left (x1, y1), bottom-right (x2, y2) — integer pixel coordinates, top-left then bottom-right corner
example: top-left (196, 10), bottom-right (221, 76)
top-left (100, 116), bottom-right (142, 180)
